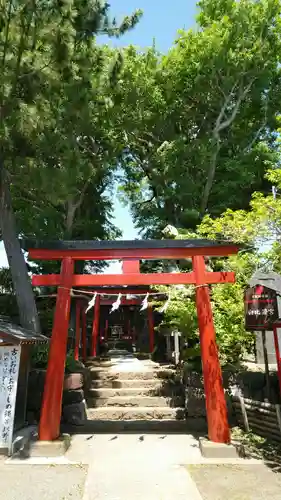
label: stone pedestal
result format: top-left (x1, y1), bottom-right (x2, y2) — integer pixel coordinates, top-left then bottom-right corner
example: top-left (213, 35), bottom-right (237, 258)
top-left (29, 434), bottom-right (71, 457)
top-left (199, 437), bottom-right (244, 459)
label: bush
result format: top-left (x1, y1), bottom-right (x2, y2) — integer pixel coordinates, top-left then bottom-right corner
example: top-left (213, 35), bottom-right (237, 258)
top-left (154, 280), bottom-right (255, 367)
top-left (31, 344), bottom-right (49, 368)
top-left (31, 346), bottom-right (84, 372)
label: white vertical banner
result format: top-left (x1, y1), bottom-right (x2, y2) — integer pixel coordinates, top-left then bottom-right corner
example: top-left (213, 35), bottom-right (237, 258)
top-left (0, 346), bottom-right (21, 454)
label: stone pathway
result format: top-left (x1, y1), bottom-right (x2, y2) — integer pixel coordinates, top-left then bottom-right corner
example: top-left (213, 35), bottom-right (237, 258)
top-left (65, 433), bottom-right (262, 500)
top-left (69, 433), bottom-right (205, 499)
top-left (106, 351), bottom-right (160, 372)
top-left (5, 432), bottom-right (281, 499)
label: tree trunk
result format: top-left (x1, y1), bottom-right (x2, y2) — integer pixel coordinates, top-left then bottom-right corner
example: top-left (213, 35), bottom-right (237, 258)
top-left (65, 198), bottom-right (77, 239)
top-left (200, 138), bottom-right (221, 216)
top-left (0, 159), bottom-right (41, 332)
top-left (65, 197), bottom-right (82, 274)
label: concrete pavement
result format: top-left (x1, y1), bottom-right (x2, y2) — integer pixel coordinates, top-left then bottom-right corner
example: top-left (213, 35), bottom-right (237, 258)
top-left (67, 432), bottom-right (261, 500)
top-left (5, 432), bottom-right (274, 500)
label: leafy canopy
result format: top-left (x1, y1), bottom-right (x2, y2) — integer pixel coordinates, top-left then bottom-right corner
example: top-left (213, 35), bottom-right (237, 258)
top-left (119, 0), bottom-right (281, 237)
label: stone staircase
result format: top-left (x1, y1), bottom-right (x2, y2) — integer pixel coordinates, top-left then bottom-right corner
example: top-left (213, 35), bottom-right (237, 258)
top-left (83, 359), bottom-right (188, 433)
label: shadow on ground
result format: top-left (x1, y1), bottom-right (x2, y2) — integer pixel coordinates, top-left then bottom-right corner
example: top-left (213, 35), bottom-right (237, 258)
top-left (232, 426), bottom-right (281, 473)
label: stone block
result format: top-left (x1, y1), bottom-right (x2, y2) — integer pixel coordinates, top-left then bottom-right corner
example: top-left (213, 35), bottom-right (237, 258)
top-left (184, 371), bottom-right (204, 388)
top-left (185, 387), bottom-right (206, 417)
top-left (26, 370), bottom-right (46, 414)
top-left (63, 389), bottom-right (84, 405)
top-left (186, 387), bottom-right (234, 420)
top-left (29, 434), bottom-right (71, 458)
top-left (199, 437), bottom-right (244, 459)
top-left (63, 399), bottom-right (87, 426)
top-left (64, 373), bottom-right (83, 390)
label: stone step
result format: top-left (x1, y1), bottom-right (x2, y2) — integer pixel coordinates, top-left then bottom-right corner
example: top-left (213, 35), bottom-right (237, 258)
top-left (87, 406), bottom-right (185, 421)
top-left (62, 418), bottom-right (206, 434)
top-left (89, 368), bottom-right (176, 381)
top-left (61, 418), bottom-right (207, 435)
top-left (87, 395), bottom-right (184, 408)
top-left (85, 359), bottom-right (112, 368)
top-left (91, 379), bottom-right (169, 389)
top-left (88, 387), bottom-right (171, 398)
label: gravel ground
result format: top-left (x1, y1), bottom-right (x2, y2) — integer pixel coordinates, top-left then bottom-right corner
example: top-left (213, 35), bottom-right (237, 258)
top-left (0, 464), bottom-right (88, 500)
top-left (187, 464), bottom-right (281, 500)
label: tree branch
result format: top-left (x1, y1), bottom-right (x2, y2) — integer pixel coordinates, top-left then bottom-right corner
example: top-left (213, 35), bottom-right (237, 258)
top-left (201, 76), bottom-right (256, 214)
top-left (216, 78), bottom-right (255, 133)
top-left (1, 0), bottom-right (13, 71)
top-left (64, 173), bottom-right (95, 237)
top-left (243, 92), bottom-right (269, 153)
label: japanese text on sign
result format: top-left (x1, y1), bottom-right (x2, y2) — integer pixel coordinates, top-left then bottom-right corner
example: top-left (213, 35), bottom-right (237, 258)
top-left (244, 285), bottom-right (279, 331)
top-left (0, 346), bottom-right (21, 451)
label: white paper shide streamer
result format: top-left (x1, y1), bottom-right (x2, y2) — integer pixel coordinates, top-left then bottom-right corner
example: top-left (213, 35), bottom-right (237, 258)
top-left (110, 293), bottom-right (122, 313)
top-left (158, 295), bottom-right (171, 313)
top-left (140, 293), bottom-right (149, 311)
top-left (86, 292), bottom-right (97, 313)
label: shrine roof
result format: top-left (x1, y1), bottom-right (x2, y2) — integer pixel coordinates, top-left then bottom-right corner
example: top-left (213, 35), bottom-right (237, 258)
top-left (0, 320), bottom-right (49, 345)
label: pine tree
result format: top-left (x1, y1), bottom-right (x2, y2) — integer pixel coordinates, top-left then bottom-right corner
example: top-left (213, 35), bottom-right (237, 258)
top-left (0, 0), bottom-right (142, 331)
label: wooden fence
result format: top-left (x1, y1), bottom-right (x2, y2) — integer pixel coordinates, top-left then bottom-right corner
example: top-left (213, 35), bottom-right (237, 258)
top-left (232, 394), bottom-right (281, 442)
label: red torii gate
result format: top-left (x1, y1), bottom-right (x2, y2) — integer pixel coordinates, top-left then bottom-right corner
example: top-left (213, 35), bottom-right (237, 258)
top-left (43, 285), bottom-right (152, 362)
top-left (27, 239), bottom-right (240, 445)
top-left (73, 284), bottom-right (152, 361)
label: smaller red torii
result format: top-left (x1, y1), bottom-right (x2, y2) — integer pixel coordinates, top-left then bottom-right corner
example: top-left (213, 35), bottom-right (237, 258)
top-left (26, 238), bottom-right (240, 446)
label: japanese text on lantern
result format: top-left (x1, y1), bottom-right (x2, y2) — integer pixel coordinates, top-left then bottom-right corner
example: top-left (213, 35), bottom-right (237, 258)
top-left (0, 346), bottom-right (21, 450)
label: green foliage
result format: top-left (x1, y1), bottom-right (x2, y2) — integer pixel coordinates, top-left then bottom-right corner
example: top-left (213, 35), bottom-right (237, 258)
top-left (119, 0), bottom-right (281, 237)
top-left (31, 344), bottom-right (49, 368)
top-left (0, 1), bottom-right (140, 248)
top-left (212, 282), bottom-right (255, 365)
top-left (155, 287), bottom-right (198, 341)
top-left (171, 164), bottom-right (281, 365)
top-left (156, 279), bottom-right (255, 366)
top-left (65, 349), bottom-right (84, 372)
top-left (153, 220), bottom-right (263, 366)
top-left (31, 345), bottom-right (82, 371)
top-left (198, 166), bottom-right (281, 267)
top-left (0, 268), bottom-right (13, 294)
top-left (0, 0), bottom-right (143, 313)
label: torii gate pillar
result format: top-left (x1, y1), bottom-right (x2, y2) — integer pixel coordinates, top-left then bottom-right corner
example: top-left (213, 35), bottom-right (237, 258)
top-left (38, 257), bottom-right (73, 441)
top-left (193, 256), bottom-right (230, 443)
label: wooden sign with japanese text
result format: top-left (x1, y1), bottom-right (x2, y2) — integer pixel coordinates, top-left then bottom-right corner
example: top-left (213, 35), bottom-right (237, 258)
top-left (244, 285), bottom-right (278, 331)
top-left (0, 346), bottom-right (21, 454)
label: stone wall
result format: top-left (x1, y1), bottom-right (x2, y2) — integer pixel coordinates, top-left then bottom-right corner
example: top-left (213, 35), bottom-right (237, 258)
top-left (232, 369), bottom-right (280, 403)
top-left (183, 370), bottom-right (234, 420)
top-left (26, 366), bottom-right (91, 426)
top-left (183, 366), bottom-right (280, 421)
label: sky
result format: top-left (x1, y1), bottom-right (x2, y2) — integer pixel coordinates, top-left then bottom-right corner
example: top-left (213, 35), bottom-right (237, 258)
top-left (0, 0), bottom-right (198, 271)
